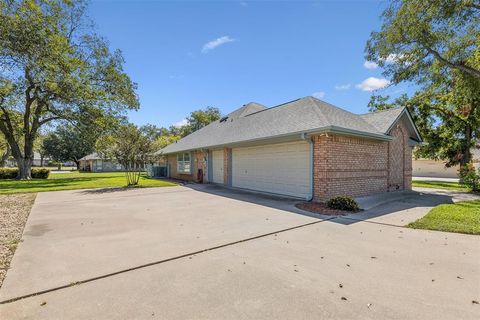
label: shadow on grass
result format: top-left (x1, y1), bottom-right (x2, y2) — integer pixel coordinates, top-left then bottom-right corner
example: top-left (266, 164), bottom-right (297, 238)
top-left (0, 176), bottom-right (125, 192)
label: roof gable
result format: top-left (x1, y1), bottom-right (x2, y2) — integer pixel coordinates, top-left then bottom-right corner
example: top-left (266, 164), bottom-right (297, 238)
top-left (360, 107), bottom-right (422, 142)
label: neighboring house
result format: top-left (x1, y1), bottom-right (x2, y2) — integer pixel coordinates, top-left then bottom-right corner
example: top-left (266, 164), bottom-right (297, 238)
top-left (32, 151), bottom-right (50, 167)
top-left (3, 152), bottom-right (50, 167)
top-left (160, 96), bottom-right (422, 201)
top-left (79, 153), bottom-right (124, 172)
top-left (413, 147), bottom-right (480, 178)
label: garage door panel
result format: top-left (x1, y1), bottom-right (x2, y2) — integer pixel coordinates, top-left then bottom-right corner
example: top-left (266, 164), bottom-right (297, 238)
top-left (232, 141), bottom-right (311, 199)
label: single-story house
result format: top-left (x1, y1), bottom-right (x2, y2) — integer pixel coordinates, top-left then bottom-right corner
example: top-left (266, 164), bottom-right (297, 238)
top-left (160, 96), bottom-right (422, 201)
top-left (3, 152), bottom-right (50, 167)
top-left (79, 153), bottom-right (124, 172)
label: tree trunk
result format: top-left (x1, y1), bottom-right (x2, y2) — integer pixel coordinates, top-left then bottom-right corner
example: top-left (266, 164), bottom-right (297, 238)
top-left (75, 160), bottom-right (80, 170)
top-left (460, 125), bottom-right (473, 168)
top-left (16, 156), bottom-right (33, 180)
top-left (0, 146), bottom-right (10, 167)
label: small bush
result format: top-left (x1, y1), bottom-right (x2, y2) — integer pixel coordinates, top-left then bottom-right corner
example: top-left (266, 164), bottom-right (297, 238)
top-left (0, 168), bottom-right (18, 179)
top-left (0, 167), bottom-right (50, 179)
top-left (459, 162), bottom-right (480, 192)
top-left (32, 168), bottom-right (50, 179)
top-left (326, 196), bottom-right (360, 211)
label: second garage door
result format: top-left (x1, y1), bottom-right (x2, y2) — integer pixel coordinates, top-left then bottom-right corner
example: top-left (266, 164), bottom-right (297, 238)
top-left (232, 141), bottom-right (311, 199)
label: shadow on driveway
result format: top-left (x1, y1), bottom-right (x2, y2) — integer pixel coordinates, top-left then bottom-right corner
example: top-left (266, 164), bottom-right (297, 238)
top-left (184, 183), bottom-right (459, 226)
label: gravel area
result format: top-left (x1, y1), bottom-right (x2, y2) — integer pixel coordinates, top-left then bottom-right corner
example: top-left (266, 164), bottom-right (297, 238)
top-left (0, 193), bottom-right (36, 288)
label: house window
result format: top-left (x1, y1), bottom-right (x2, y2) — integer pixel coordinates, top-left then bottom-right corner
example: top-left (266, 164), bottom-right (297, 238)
top-left (177, 152), bottom-right (191, 174)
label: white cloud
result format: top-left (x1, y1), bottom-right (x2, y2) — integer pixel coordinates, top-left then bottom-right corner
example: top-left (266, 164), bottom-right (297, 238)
top-left (202, 36), bottom-right (235, 53)
top-left (312, 91), bottom-right (326, 99)
top-left (356, 77), bottom-right (390, 92)
top-left (334, 84), bottom-right (351, 90)
top-left (173, 118), bottom-right (188, 128)
top-left (380, 53), bottom-right (405, 64)
top-left (363, 61), bottom-right (378, 69)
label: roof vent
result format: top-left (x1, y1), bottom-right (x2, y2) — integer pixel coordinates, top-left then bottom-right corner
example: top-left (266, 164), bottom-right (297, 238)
top-left (220, 116), bottom-right (228, 122)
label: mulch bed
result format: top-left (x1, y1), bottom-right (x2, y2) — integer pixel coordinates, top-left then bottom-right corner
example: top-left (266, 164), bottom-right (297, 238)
top-left (295, 202), bottom-right (358, 216)
top-left (0, 193), bottom-right (36, 288)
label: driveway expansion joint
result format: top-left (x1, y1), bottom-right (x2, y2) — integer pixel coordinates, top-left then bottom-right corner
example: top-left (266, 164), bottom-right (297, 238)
top-left (0, 217), bottom-right (334, 305)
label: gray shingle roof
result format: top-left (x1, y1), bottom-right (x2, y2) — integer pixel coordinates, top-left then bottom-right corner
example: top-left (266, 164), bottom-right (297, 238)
top-left (359, 106), bottom-right (405, 133)
top-left (161, 96), bottom-right (407, 154)
top-left (79, 153), bottom-right (101, 161)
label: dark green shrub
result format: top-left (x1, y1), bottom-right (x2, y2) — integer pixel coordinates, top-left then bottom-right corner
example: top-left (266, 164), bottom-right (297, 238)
top-left (0, 168), bottom-right (18, 179)
top-left (0, 167), bottom-right (50, 179)
top-left (459, 162), bottom-right (479, 192)
top-left (32, 168), bottom-right (50, 179)
top-left (326, 196), bottom-right (360, 211)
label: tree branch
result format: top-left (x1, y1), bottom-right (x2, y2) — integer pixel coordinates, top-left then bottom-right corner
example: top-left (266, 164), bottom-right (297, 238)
top-left (423, 46), bottom-right (480, 79)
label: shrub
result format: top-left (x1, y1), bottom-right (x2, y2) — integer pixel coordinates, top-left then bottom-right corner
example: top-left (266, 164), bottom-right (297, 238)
top-left (0, 167), bottom-right (50, 179)
top-left (326, 196), bottom-right (360, 211)
top-left (0, 168), bottom-right (18, 179)
top-left (459, 162), bottom-right (480, 192)
top-left (32, 168), bottom-right (50, 179)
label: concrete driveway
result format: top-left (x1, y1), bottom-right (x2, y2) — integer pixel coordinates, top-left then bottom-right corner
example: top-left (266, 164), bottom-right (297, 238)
top-left (0, 185), bottom-right (479, 319)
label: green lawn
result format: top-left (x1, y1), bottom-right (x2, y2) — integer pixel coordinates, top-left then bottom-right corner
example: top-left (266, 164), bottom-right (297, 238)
top-left (412, 180), bottom-right (470, 191)
top-left (408, 200), bottom-right (480, 235)
top-left (0, 171), bottom-right (177, 194)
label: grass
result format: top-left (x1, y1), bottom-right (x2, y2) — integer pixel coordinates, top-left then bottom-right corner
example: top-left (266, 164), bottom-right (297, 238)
top-left (408, 200), bottom-right (480, 235)
top-left (412, 180), bottom-right (470, 191)
top-left (0, 171), bottom-right (177, 194)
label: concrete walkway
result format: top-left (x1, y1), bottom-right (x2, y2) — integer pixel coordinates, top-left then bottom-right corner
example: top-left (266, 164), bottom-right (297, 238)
top-left (1, 185), bottom-right (479, 319)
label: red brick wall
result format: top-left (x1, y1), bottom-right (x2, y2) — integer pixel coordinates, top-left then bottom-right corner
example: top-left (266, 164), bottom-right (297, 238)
top-left (313, 121), bottom-right (412, 201)
top-left (312, 134), bottom-right (388, 201)
top-left (167, 151), bottom-right (207, 182)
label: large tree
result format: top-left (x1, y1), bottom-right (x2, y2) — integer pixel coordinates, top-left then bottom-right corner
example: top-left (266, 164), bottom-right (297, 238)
top-left (0, 0), bottom-right (139, 179)
top-left (42, 124), bottom-right (93, 169)
top-left (366, 0), bottom-right (480, 167)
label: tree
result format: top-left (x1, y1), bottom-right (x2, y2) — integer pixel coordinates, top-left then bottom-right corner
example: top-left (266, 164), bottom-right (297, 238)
top-left (42, 124), bottom-right (95, 169)
top-left (0, 133), bottom-right (10, 166)
top-left (0, 0), bottom-right (139, 179)
top-left (366, 0), bottom-right (479, 83)
top-left (366, 0), bottom-right (480, 168)
top-left (96, 124), bottom-right (158, 186)
top-left (169, 107), bottom-right (221, 138)
top-left (154, 134), bottom-right (180, 150)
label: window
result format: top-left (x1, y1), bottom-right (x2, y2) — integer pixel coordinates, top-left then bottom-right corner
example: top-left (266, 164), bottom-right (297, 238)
top-left (177, 152), bottom-right (191, 174)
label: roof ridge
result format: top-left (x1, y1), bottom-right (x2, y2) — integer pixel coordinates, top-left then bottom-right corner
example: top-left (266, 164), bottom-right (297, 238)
top-left (243, 97), bottom-right (302, 117)
top-left (309, 96), bottom-right (381, 133)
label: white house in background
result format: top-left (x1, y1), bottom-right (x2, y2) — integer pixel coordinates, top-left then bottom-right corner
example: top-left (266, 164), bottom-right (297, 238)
top-left (412, 147), bottom-right (480, 178)
top-left (3, 151), bottom-right (50, 167)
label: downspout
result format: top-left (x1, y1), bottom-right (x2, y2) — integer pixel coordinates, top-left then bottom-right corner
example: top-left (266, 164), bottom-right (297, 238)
top-left (301, 133), bottom-right (314, 201)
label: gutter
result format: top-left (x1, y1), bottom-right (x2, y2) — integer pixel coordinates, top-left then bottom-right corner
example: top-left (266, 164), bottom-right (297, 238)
top-left (301, 133), bottom-right (314, 202)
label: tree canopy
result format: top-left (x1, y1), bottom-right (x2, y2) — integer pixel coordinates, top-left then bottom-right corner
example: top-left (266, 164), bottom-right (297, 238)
top-left (0, 0), bottom-right (139, 178)
top-left (366, 0), bottom-right (480, 167)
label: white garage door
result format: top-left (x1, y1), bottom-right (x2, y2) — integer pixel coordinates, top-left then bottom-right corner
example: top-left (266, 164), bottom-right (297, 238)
top-left (211, 150), bottom-right (224, 184)
top-left (232, 141), bottom-right (311, 199)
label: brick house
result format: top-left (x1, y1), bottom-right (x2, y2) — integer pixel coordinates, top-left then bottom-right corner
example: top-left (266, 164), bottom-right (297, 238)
top-left (160, 96), bottom-right (422, 201)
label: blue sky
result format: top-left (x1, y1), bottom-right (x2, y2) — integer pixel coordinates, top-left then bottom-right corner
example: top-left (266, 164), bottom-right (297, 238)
top-left (89, 0), bottom-right (413, 128)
